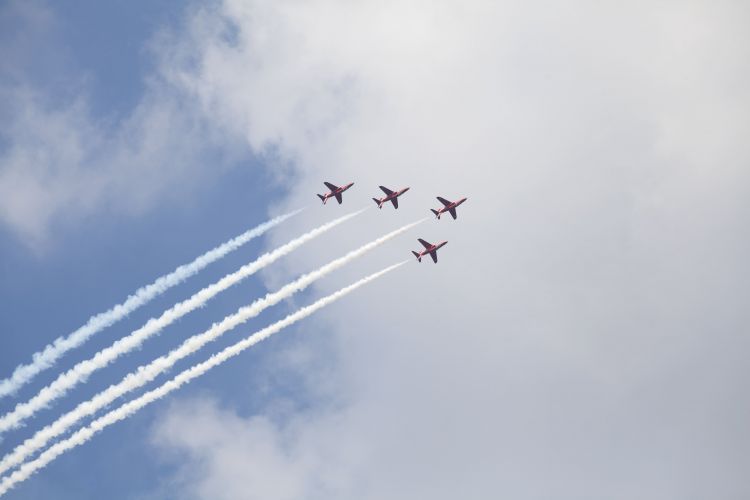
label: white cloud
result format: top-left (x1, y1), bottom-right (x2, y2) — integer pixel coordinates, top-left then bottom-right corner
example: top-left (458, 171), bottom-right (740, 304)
top-left (143, 0), bottom-right (747, 497)
top-left (0, 83), bottom-right (235, 248)
top-left (0, 3), bottom-right (244, 249)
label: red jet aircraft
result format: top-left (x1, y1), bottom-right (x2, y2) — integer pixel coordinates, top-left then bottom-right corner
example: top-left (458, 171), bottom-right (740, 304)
top-left (372, 186), bottom-right (410, 209)
top-left (411, 238), bottom-right (448, 263)
top-left (317, 181), bottom-right (354, 205)
top-left (431, 196), bottom-right (468, 220)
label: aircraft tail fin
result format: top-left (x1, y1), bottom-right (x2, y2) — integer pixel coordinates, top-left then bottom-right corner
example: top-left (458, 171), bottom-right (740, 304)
top-left (372, 198), bottom-right (383, 208)
top-left (317, 194), bottom-right (326, 204)
top-left (412, 251), bottom-right (421, 262)
top-left (430, 209), bottom-right (440, 219)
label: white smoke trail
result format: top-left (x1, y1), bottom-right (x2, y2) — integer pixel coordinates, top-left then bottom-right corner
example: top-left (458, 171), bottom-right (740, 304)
top-left (0, 210), bottom-right (364, 434)
top-left (0, 261), bottom-right (406, 496)
top-left (0, 219), bottom-right (422, 474)
top-left (0, 210), bottom-right (302, 399)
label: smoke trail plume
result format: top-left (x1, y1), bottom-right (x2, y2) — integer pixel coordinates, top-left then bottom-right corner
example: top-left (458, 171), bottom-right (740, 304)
top-left (0, 210), bottom-right (302, 399)
top-left (0, 219), bottom-right (422, 474)
top-left (0, 261), bottom-right (406, 496)
top-left (0, 210), bottom-right (363, 434)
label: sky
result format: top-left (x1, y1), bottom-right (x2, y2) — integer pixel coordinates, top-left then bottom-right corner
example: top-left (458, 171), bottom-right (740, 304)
top-left (1, 0), bottom-right (749, 498)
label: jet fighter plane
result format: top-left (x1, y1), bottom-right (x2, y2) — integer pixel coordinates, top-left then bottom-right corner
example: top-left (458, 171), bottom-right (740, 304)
top-left (372, 186), bottom-right (410, 209)
top-left (431, 196), bottom-right (467, 220)
top-left (317, 181), bottom-right (354, 205)
top-left (411, 238), bottom-right (448, 263)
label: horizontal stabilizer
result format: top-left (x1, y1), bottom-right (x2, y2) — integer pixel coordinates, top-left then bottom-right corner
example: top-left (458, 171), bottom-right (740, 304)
top-left (317, 194), bottom-right (326, 203)
top-left (412, 250), bottom-right (422, 262)
top-left (430, 208), bottom-right (440, 218)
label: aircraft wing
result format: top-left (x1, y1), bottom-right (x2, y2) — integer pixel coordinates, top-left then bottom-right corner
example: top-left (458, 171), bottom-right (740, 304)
top-left (418, 238), bottom-right (432, 249)
top-left (335, 192), bottom-right (343, 204)
top-left (391, 197), bottom-right (399, 209)
top-left (430, 251), bottom-right (438, 263)
top-left (379, 185), bottom-right (394, 195)
top-left (437, 196), bottom-right (452, 207)
top-left (449, 207), bottom-right (457, 219)
top-left (324, 181), bottom-right (339, 191)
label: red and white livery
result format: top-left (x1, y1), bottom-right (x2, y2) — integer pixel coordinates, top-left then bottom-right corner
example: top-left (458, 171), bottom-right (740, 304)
top-left (372, 186), bottom-right (410, 209)
top-left (430, 196), bottom-right (467, 220)
top-left (317, 181), bottom-right (354, 205)
top-left (411, 238), bottom-right (448, 263)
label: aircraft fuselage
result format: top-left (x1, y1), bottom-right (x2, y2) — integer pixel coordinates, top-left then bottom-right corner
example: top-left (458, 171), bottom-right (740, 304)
top-left (319, 182), bottom-right (354, 204)
top-left (432, 196), bottom-right (468, 219)
top-left (412, 240), bottom-right (448, 263)
top-left (374, 187), bottom-right (409, 209)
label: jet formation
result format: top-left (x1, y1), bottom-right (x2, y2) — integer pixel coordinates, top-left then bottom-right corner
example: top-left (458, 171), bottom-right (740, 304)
top-left (317, 181), bottom-right (467, 263)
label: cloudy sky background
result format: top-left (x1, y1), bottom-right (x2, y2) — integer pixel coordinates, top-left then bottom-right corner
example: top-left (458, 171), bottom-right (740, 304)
top-left (1, 0), bottom-right (749, 498)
